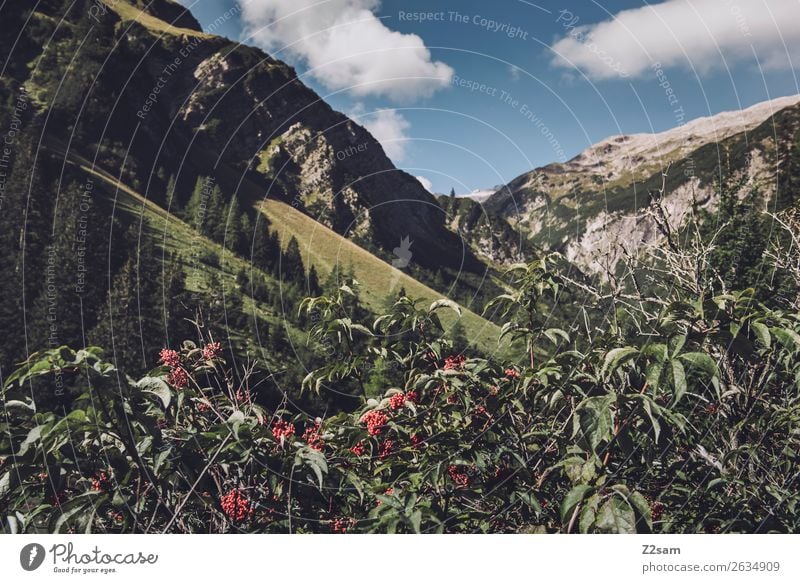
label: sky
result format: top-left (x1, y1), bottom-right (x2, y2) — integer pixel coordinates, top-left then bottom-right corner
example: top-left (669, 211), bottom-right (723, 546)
top-left (178, 0), bottom-right (800, 194)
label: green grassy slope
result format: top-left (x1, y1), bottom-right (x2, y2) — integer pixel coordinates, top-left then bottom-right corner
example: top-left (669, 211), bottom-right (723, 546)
top-left (260, 199), bottom-right (506, 353)
top-left (54, 146), bottom-right (306, 364)
top-left (53, 143), bottom-right (507, 357)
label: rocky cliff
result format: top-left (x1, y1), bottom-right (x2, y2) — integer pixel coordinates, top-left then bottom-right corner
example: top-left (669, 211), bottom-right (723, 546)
top-left (485, 95), bottom-right (800, 275)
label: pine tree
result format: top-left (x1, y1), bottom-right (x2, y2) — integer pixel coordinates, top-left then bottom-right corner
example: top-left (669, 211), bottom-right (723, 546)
top-left (237, 211), bottom-right (252, 257)
top-left (0, 121), bottom-right (50, 373)
top-left (90, 232), bottom-right (169, 373)
top-left (307, 264), bottom-right (322, 297)
top-left (165, 173), bottom-right (180, 214)
top-left (184, 176), bottom-right (210, 227)
top-left (282, 236), bottom-right (305, 284)
top-left (214, 189), bottom-right (239, 246)
top-left (252, 218), bottom-right (279, 274)
top-left (206, 184), bottom-right (226, 242)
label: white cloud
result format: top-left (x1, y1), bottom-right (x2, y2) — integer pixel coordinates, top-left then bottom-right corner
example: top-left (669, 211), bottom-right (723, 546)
top-left (238, 0), bottom-right (454, 101)
top-left (551, 0), bottom-right (800, 80)
top-left (349, 104), bottom-right (411, 162)
top-left (415, 175), bottom-right (433, 192)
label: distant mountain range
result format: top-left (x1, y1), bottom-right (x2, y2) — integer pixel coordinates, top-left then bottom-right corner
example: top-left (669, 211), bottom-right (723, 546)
top-left (483, 94), bottom-right (800, 274)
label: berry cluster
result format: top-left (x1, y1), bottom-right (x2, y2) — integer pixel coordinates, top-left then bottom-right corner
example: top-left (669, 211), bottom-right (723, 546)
top-left (167, 366), bottom-right (189, 389)
top-left (378, 439), bottom-right (394, 461)
top-left (161, 347), bottom-right (190, 389)
top-left (389, 392), bottom-right (406, 410)
top-left (361, 410), bottom-right (388, 436)
top-left (443, 354), bottom-right (466, 371)
top-left (271, 420), bottom-right (296, 442)
top-left (410, 433), bottom-right (423, 448)
top-left (405, 391), bottom-right (419, 404)
top-left (651, 501), bottom-right (665, 521)
top-left (448, 465), bottom-right (472, 488)
top-left (91, 471), bottom-right (111, 492)
top-left (331, 517), bottom-right (356, 534)
top-left (504, 368), bottom-right (520, 379)
top-left (349, 441), bottom-right (366, 456)
top-left (159, 348), bottom-right (181, 368)
top-left (705, 403), bottom-right (719, 415)
top-left (472, 405), bottom-right (488, 418)
top-left (302, 422), bottom-right (324, 451)
top-left (202, 342), bottom-right (222, 360)
top-left (220, 489), bottom-right (254, 523)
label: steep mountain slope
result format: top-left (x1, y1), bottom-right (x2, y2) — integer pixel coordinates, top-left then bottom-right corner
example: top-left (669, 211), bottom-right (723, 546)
top-left (486, 95), bottom-right (800, 274)
top-left (2, 0), bottom-right (482, 276)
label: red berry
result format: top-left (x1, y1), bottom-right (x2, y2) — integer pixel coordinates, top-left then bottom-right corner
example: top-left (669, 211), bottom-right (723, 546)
top-left (159, 348), bottom-right (181, 368)
top-left (271, 419), bottom-right (296, 442)
top-left (167, 366), bottom-right (189, 389)
top-left (448, 465), bottom-right (472, 488)
top-left (349, 441), bottom-right (366, 456)
top-left (443, 354), bottom-right (466, 371)
top-left (331, 517), bottom-right (355, 533)
top-left (91, 471), bottom-right (111, 492)
top-left (651, 501), bottom-right (665, 521)
top-left (302, 421), bottom-right (325, 451)
top-left (220, 489), bottom-right (254, 523)
top-left (202, 342), bottom-right (222, 360)
top-left (378, 439), bottom-right (395, 460)
top-left (361, 410), bottom-right (388, 436)
top-left (389, 393), bottom-right (406, 410)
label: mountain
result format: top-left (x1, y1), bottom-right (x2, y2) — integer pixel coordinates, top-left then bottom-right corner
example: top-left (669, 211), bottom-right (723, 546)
top-left (485, 94), bottom-right (800, 275)
top-left (1, 0), bottom-right (482, 277)
top-left (0, 0), bottom-right (513, 396)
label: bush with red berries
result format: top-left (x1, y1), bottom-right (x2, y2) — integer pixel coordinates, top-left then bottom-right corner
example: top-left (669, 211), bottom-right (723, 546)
top-left (2, 261), bottom-right (800, 534)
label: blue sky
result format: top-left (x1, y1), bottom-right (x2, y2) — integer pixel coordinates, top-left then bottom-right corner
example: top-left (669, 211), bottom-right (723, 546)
top-left (180, 0), bottom-right (800, 194)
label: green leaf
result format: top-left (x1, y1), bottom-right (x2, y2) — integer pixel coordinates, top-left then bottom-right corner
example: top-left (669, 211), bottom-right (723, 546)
top-left (602, 347), bottom-right (638, 378)
top-left (670, 359), bottom-right (687, 405)
top-left (595, 496), bottom-right (636, 533)
top-left (668, 335), bottom-right (687, 357)
top-left (543, 328), bottom-right (570, 345)
top-left (640, 397), bottom-right (662, 443)
top-left (17, 425), bottom-right (43, 456)
top-left (678, 352), bottom-right (718, 379)
top-left (750, 322), bottom-right (771, 348)
top-left (137, 377), bottom-right (172, 408)
top-left (578, 493), bottom-right (600, 533)
top-left (628, 490), bottom-right (653, 533)
top-left (428, 299), bottom-right (461, 317)
top-left (772, 327), bottom-right (800, 351)
top-left (560, 484), bottom-right (593, 523)
top-left (572, 395), bottom-right (614, 452)
top-left (645, 362), bottom-right (663, 390)
top-left (0, 471), bottom-right (17, 498)
top-left (409, 509), bottom-right (422, 533)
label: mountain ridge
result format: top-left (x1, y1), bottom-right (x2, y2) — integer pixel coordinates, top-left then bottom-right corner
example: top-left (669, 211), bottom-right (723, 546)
top-left (485, 93), bottom-right (800, 274)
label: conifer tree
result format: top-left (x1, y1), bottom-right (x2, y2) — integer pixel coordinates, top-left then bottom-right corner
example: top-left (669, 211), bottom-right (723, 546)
top-left (282, 236), bottom-right (305, 284)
